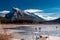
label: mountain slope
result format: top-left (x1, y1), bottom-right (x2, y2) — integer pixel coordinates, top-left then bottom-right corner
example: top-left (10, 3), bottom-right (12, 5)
top-left (5, 7), bottom-right (60, 23)
top-left (5, 8), bottom-right (45, 22)
top-left (48, 18), bottom-right (60, 22)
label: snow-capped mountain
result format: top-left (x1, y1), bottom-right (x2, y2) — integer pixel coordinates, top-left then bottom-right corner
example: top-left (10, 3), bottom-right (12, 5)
top-left (5, 7), bottom-right (45, 22)
top-left (4, 7), bottom-right (60, 23)
top-left (48, 18), bottom-right (60, 23)
top-left (24, 9), bottom-right (58, 21)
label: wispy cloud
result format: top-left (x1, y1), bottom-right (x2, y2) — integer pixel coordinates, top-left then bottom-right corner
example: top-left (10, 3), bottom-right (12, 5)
top-left (24, 9), bottom-right (43, 13)
top-left (0, 10), bottom-right (10, 14)
top-left (0, 10), bottom-right (10, 17)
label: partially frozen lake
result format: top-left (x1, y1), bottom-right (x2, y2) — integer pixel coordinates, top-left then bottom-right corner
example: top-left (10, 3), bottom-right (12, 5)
top-left (6, 24), bottom-right (60, 36)
top-left (1, 24), bottom-right (60, 40)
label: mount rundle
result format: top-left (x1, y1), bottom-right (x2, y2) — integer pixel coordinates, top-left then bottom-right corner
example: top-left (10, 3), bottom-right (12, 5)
top-left (5, 8), bottom-right (45, 22)
top-left (5, 7), bottom-right (60, 23)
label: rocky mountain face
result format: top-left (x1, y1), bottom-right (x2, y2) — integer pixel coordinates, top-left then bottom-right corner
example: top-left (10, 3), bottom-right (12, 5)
top-left (5, 8), bottom-right (45, 22)
top-left (4, 7), bottom-right (60, 23)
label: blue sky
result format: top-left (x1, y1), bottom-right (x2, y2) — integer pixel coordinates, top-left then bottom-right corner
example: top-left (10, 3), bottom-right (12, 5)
top-left (0, 0), bottom-right (60, 20)
top-left (0, 0), bottom-right (60, 10)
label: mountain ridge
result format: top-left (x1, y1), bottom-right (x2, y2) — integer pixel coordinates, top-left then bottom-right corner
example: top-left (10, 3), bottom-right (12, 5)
top-left (5, 8), bottom-right (45, 22)
top-left (0, 7), bottom-right (59, 24)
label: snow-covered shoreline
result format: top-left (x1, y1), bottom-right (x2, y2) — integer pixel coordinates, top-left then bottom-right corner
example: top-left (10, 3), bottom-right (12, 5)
top-left (41, 35), bottom-right (60, 40)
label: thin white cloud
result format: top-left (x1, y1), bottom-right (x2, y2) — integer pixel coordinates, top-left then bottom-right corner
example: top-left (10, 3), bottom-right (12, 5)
top-left (0, 10), bottom-right (10, 14)
top-left (24, 9), bottom-right (43, 13)
top-left (0, 10), bottom-right (10, 17)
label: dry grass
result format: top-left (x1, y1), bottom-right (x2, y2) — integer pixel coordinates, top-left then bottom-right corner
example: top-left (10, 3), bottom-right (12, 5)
top-left (0, 34), bottom-right (12, 40)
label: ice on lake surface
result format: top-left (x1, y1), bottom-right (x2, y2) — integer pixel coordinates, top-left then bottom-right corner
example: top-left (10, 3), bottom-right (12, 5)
top-left (8, 25), bottom-right (60, 36)
top-left (0, 24), bottom-right (60, 40)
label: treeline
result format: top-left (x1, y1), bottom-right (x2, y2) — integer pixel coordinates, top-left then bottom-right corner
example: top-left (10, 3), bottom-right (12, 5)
top-left (0, 16), bottom-right (11, 24)
top-left (0, 16), bottom-right (39, 24)
top-left (0, 16), bottom-right (60, 24)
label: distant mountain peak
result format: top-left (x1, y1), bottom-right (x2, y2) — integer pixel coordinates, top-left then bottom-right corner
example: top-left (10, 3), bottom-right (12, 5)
top-left (12, 7), bottom-right (20, 11)
top-left (4, 7), bottom-right (60, 23)
top-left (5, 8), bottom-right (45, 22)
